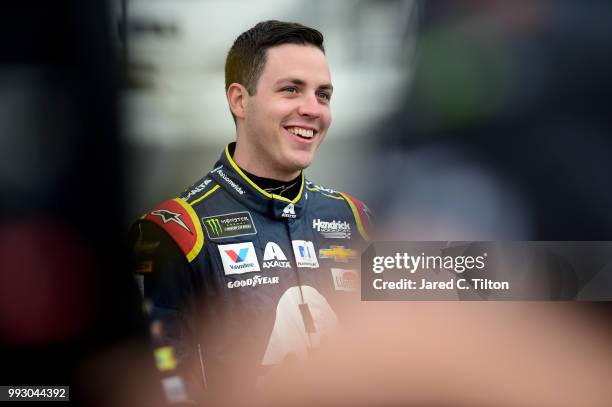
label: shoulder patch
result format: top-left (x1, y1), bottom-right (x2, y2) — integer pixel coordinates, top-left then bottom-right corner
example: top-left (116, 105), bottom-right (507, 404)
top-left (143, 198), bottom-right (204, 262)
top-left (339, 192), bottom-right (372, 241)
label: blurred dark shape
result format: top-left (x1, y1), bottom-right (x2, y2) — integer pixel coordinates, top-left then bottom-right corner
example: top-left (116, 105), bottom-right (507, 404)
top-left (0, 218), bottom-right (96, 345)
top-left (0, 1), bottom-right (151, 404)
top-left (369, 1), bottom-right (612, 241)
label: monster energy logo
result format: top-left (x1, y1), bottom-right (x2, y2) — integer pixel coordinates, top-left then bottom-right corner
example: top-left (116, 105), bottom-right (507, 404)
top-left (206, 218), bottom-right (222, 236)
top-left (202, 211), bottom-right (257, 240)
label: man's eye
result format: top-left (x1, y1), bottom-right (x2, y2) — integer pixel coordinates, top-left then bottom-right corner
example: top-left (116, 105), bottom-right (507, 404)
top-left (283, 87), bottom-right (298, 94)
top-left (318, 92), bottom-right (331, 101)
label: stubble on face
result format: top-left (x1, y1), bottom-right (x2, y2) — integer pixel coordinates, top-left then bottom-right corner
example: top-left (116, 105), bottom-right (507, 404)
top-left (234, 44), bottom-right (333, 181)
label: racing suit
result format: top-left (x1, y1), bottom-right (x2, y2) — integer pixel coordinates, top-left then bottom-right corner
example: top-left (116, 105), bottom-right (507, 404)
top-left (131, 142), bottom-right (371, 400)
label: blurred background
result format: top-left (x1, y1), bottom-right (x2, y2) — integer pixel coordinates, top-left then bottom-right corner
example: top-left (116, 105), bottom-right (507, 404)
top-left (1, 0), bottom-right (611, 405)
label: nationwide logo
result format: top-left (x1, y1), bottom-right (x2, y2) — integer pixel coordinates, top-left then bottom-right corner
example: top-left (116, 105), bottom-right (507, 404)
top-left (282, 203), bottom-right (296, 219)
top-left (182, 178), bottom-right (212, 201)
top-left (215, 167), bottom-right (245, 195)
top-left (263, 242), bottom-right (291, 269)
top-left (331, 268), bottom-right (358, 292)
top-left (319, 245), bottom-right (357, 263)
top-left (312, 219), bottom-right (351, 239)
top-left (291, 240), bottom-right (319, 268)
top-left (202, 211), bottom-right (257, 239)
top-left (218, 242), bottom-right (260, 275)
top-left (150, 209), bottom-right (191, 233)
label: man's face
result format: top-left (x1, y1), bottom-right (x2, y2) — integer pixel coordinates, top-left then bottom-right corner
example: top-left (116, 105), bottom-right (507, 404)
top-left (242, 43), bottom-right (332, 179)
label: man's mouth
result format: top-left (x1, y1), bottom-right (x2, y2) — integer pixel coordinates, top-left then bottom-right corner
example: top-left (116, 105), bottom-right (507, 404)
top-left (285, 126), bottom-right (316, 140)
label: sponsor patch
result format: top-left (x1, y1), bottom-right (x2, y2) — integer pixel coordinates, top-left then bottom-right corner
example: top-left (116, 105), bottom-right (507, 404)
top-left (227, 275), bottom-right (280, 289)
top-left (331, 268), bottom-right (358, 292)
top-left (155, 346), bottom-right (177, 371)
top-left (161, 376), bottom-right (188, 404)
top-left (282, 203), bottom-right (296, 219)
top-left (219, 242), bottom-right (260, 275)
top-left (319, 245), bottom-right (357, 263)
top-left (135, 260), bottom-right (153, 273)
top-left (144, 199), bottom-right (204, 262)
top-left (313, 218), bottom-right (351, 239)
top-left (263, 242), bottom-right (291, 269)
top-left (292, 240), bottom-right (319, 268)
top-left (181, 178), bottom-right (212, 201)
top-left (215, 167), bottom-right (245, 195)
top-left (202, 211), bottom-right (257, 240)
top-left (151, 209), bottom-right (191, 234)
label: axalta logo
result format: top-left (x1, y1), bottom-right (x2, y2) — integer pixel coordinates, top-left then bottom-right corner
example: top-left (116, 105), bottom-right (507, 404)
top-left (331, 268), bottom-right (358, 292)
top-left (227, 275), bottom-right (280, 289)
top-left (150, 209), bottom-right (191, 233)
top-left (282, 203), bottom-right (296, 219)
top-left (263, 242), bottom-right (291, 269)
top-left (182, 179), bottom-right (212, 201)
top-left (292, 240), bottom-right (319, 268)
top-left (218, 242), bottom-right (260, 275)
top-left (312, 219), bottom-right (351, 239)
top-left (215, 167), bottom-right (245, 195)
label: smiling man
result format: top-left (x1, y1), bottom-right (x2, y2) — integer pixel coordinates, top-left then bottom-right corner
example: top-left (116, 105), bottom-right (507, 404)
top-left (131, 21), bottom-right (371, 402)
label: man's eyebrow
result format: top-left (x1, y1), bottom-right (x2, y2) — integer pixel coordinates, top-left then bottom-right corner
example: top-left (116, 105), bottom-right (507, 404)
top-left (275, 78), bottom-right (333, 91)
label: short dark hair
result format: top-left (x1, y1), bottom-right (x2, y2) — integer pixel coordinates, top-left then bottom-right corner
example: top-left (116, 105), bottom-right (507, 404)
top-left (225, 20), bottom-right (325, 96)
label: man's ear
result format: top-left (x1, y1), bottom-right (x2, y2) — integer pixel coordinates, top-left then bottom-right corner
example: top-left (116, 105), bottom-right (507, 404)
top-left (227, 83), bottom-right (248, 120)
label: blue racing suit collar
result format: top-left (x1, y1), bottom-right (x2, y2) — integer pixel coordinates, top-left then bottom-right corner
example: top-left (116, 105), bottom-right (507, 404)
top-left (209, 142), bottom-right (307, 220)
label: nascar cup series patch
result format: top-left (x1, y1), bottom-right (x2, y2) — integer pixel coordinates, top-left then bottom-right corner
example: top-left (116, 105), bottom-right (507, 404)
top-left (202, 211), bottom-right (257, 240)
top-left (218, 242), bottom-right (261, 275)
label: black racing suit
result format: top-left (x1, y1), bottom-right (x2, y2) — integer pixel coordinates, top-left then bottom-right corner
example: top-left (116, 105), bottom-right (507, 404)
top-left (130, 143), bottom-right (371, 400)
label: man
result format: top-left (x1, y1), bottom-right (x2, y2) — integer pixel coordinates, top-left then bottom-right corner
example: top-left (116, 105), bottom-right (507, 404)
top-left (131, 20), bottom-right (371, 402)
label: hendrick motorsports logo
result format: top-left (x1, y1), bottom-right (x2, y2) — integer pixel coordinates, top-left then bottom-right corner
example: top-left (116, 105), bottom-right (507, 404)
top-left (202, 211), bottom-right (257, 239)
top-left (313, 218), bottom-right (351, 239)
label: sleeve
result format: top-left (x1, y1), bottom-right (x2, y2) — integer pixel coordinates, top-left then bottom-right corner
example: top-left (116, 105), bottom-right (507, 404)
top-left (339, 192), bottom-right (374, 241)
top-left (129, 220), bottom-right (206, 402)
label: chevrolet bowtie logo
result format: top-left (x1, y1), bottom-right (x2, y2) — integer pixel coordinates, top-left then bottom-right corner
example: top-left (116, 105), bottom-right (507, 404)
top-left (319, 246), bottom-right (357, 262)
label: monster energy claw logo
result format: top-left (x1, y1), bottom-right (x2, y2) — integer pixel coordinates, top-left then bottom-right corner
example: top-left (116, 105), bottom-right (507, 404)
top-left (206, 218), bottom-right (222, 236)
top-left (202, 211), bottom-right (257, 239)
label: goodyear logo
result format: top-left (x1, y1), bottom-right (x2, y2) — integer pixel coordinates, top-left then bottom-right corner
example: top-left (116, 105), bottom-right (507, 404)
top-left (202, 211), bottom-right (257, 239)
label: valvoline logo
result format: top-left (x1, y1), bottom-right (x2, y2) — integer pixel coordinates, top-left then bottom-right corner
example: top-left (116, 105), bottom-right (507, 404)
top-left (224, 248), bottom-right (249, 263)
top-left (218, 242), bottom-right (260, 275)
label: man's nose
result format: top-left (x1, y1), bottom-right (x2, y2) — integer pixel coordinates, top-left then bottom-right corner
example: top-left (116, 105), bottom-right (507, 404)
top-left (297, 93), bottom-right (322, 118)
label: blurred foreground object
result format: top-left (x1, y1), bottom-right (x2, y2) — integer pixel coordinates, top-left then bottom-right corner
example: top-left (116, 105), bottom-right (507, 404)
top-left (0, 2), bottom-right (153, 405)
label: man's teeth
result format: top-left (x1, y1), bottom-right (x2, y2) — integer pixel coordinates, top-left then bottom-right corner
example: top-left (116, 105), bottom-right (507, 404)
top-left (287, 127), bottom-right (314, 138)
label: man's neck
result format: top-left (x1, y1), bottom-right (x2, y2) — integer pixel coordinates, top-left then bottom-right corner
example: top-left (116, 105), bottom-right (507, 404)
top-left (232, 140), bottom-right (299, 182)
